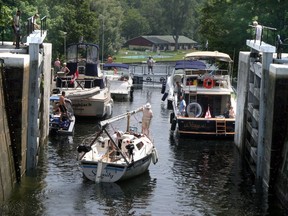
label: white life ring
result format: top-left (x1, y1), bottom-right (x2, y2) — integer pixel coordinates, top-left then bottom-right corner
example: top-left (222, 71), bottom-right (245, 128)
top-left (186, 102), bottom-right (202, 117)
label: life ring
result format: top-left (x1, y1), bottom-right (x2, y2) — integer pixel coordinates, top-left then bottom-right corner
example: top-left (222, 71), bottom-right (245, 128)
top-left (186, 102), bottom-right (202, 117)
top-left (203, 77), bottom-right (214, 89)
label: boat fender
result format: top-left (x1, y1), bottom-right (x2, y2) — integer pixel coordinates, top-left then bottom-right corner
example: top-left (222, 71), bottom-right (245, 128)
top-left (106, 104), bottom-right (112, 116)
top-left (77, 145), bottom-right (92, 153)
top-left (161, 92), bottom-right (168, 101)
top-left (161, 81), bottom-right (166, 94)
top-left (203, 77), bottom-right (214, 89)
top-left (186, 102), bottom-right (202, 117)
top-left (152, 148), bottom-right (159, 164)
top-left (171, 119), bottom-right (177, 131)
top-left (170, 112), bottom-right (175, 124)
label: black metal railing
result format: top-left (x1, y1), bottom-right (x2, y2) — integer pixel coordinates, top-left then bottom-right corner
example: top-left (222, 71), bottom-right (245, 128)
top-left (27, 15), bottom-right (47, 37)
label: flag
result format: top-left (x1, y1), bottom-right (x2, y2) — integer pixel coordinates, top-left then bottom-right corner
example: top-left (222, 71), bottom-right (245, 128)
top-left (205, 106), bottom-right (211, 118)
top-left (70, 70), bottom-right (79, 84)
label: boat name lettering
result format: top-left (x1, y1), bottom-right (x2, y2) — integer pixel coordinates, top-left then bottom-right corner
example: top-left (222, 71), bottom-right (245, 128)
top-left (73, 103), bottom-right (92, 107)
top-left (182, 122), bottom-right (204, 129)
top-left (102, 172), bottom-right (114, 180)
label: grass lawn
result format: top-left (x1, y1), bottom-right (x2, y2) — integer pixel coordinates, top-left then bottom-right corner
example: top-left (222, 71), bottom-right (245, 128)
top-left (113, 49), bottom-right (196, 64)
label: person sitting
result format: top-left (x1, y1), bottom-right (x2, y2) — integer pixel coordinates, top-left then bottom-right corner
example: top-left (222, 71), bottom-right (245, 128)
top-left (53, 102), bottom-right (60, 114)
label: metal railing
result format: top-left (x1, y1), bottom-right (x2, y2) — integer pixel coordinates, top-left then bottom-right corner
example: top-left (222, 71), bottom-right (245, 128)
top-left (27, 15), bottom-right (47, 36)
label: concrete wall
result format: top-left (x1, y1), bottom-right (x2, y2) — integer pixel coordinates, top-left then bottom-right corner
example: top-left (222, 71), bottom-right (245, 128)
top-left (0, 42), bottom-right (51, 200)
top-left (270, 65), bottom-right (288, 206)
top-left (234, 52), bottom-right (250, 150)
top-left (0, 60), bottom-right (16, 201)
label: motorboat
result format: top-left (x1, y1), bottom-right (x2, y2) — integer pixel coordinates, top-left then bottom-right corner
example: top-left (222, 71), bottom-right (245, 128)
top-left (77, 107), bottom-right (158, 183)
top-left (53, 42), bottom-right (113, 118)
top-left (49, 95), bottom-right (75, 135)
top-left (102, 63), bottom-right (133, 100)
top-left (163, 51), bottom-right (236, 137)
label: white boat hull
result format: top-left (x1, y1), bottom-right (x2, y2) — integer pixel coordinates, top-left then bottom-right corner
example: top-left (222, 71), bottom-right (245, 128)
top-left (70, 88), bottom-right (113, 118)
top-left (77, 110), bottom-right (158, 183)
top-left (80, 154), bottom-right (152, 182)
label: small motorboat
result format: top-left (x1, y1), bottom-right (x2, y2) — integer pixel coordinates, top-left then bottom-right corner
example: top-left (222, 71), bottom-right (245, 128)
top-left (49, 95), bottom-right (75, 135)
top-left (103, 63), bottom-right (134, 100)
top-left (77, 107), bottom-right (158, 183)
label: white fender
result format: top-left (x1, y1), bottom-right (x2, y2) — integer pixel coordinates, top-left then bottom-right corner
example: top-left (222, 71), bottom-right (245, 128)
top-left (152, 148), bottom-right (159, 164)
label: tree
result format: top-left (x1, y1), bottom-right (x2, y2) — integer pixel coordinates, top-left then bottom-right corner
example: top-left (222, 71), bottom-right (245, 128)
top-left (160, 0), bottom-right (194, 51)
top-left (121, 8), bottom-right (150, 40)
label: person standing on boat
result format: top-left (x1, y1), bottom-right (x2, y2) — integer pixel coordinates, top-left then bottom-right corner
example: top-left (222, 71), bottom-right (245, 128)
top-left (54, 58), bottom-right (61, 72)
top-left (142, 103), bottom-right (153, 136)
top-left (229, 106), bottom-right (235, 118)
top-left (175, 81), bottom-right (183, 100)
top-left (61, 62), bottom-right (70, 75)
top-left (107, 55), bottom-right (113, 63)
top-left (59, 91), bottom-right (67, 122)
top-left (179, 95), bottom-right (186, 116)
top-left (147, 56), bottom-right (155, 74)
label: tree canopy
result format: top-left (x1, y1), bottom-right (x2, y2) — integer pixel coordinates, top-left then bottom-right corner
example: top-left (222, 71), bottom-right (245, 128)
top-left (1, 0), bottom-right (288, 69)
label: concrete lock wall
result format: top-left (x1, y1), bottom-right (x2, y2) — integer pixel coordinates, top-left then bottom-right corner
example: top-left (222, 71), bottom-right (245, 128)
top-left (270, 64), bottom-right (288, 206)
top-left (234, 51), bottom-right (250, 150)
top-left (0, 61), bottom-right (16, 201)
top-left (0, 54), bottom-right (30, 200)
top-left (0, 42), bottom-right (52, 200)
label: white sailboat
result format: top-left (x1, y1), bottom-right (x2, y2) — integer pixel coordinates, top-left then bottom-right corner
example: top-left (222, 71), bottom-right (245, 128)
top-left (77, 107), bottom-right (158, 183)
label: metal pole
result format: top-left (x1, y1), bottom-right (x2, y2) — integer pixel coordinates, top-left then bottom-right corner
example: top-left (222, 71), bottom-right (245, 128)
top-left (102, 18), bottom-right (104, 63)
top-left (64, 32), bottom-right (67, 62)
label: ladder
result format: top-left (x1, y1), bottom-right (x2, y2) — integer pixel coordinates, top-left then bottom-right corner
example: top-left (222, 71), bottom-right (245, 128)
top-left (189, 91), bottom-right (197, 103)
top-left (216, 119), bottom-right (226, 135)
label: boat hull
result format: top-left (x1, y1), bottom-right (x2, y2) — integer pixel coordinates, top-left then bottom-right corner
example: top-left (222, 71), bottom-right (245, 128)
top-left (71, 89), bottom-right (113, 118)
top-left (176, 116), bottom-right (235, 138)
top-left (49, 116), bottom-right (76, 135)
top-left (80, 154), bottom-right (152, 182)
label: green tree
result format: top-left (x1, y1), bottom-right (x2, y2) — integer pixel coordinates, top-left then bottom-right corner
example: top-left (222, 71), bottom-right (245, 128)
top-left (0, 3), bottom-right (13, 42)
top-left (122, 8), bottom-right (150, 40)
top-left (160, 0), bottom-right (194, 51)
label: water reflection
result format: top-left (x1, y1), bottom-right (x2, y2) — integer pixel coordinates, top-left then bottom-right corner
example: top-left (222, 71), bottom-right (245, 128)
top-left (71, 172), bottom-right (156, 215)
